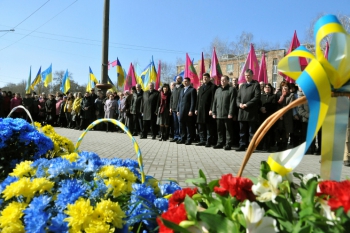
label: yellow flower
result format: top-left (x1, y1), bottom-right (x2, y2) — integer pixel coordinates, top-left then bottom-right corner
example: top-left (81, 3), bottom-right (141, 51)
top-left (94, 199), bottom-right (125, 229)
top-left (0, 201), bottom-right (27, 232)
top-left (9, 161), bottom-right (35, 178)
top-left (98, 165), bottom-right (118, 178)
top-left (65, 198), bottom-right (94, 232)
top-left (62, 152), bottom-right (79, 162)
top-left (31, 178), bottom-right (54, 195)
top-left (34, 122), bottom-right (42, 130)
top-left (104, 177), bottom-right (127, 198)
top-left (84, 223), bottom-right (114, 233)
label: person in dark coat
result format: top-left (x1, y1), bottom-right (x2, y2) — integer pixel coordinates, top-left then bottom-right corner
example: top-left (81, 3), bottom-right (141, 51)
top-left (212, 75), bottom-right (237, 150)
top-left (236, 69), bottom-right (261, 151)
top-left (79, 92), bottom-right (93, 130)
top-left (258, 83), bottom-right (276, 151)
top-left (170, 76), bottom-right (184, 142)
top-left (141, 82), bottom-right (159, 139)
top-left (177, 77), bottom-right (197, 145)
top-left (131, 84), bottom-right (144, 136)
top-left (156, 84), bottom-right (171, 141)
top-left (22, 93), bottom-right (34, 122)
top-left (45, 94), bottom-right (56, 125)
top-left (195, 73), bottom-right (217, 147)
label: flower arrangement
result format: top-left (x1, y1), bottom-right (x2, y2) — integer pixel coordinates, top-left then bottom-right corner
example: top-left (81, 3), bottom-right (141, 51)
top-left (158, 162), bottom-right (350, 232)
top-left (0, 118), bottom-right (181, 232)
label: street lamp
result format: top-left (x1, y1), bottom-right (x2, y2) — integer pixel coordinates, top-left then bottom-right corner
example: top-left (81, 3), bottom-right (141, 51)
top-left (0, 29), bottom-right (15, 32)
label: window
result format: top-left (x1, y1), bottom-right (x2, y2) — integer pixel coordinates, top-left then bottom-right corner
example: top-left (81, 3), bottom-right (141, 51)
top-left (226, 64), bottom-right (233, 72)
top-left (272, 58), bottom-right (278, 87)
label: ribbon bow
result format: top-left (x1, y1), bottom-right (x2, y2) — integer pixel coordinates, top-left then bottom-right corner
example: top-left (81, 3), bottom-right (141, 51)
top-left (267, 15), bottom-right (350, 180)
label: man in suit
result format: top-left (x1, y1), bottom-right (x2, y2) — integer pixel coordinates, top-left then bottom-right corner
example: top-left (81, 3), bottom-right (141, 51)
top-left (131, 84), bottom-right (144, 136)
top-left (177, 77), bottom-right (197, 145)
top-left (170, 76), bottom-right (184, 142)
top-left (236, 69), bottom-right (261, 151)
top-left (195, 73), bottom-right (217, 147)
top-left (141, 82), bottom-right (159, 139)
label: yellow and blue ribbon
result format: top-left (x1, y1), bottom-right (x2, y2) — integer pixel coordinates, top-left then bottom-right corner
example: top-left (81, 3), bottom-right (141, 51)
top-left (74, 118), bottom-right (145, 183)
top-left (268, 15), bottom-right (350, 180)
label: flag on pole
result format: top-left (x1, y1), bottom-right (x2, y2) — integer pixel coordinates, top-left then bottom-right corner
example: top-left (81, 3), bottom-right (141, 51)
top-left (134, 63), bottom-right (144, 89)
top-left (42, 64), bottom-right (52, 87)
top-left (210, 47), bottom-right (223, 85)
top-left (87, 67), bottom-right (98, 91)
top-left (108, 76), bottom-right (117, 92)
top-left (173, 70), bottom-right (184, 81)
top-left (199, 52), bottom-right (205, 83)
top-left (324, 41), bottom-right (329, 60)
top-left (140, 58), bottom-right (158, 91)
top-left (116, 58), bottom-right (125, 88)
top-left (60, 69), bottom-right (70, 94)
top-left (185, 53), bottom-right (199, 89)
top-left (150, 57), bottom-right (158, 86)
top-left (258, 52), bottom-right (268, 83)
top-left (125, 63), bottom-right (137, 91)
top-left (280, 30), bottom-right (308, 83)
top-left (238, 44), bottom-right (259, 84)
top-left (30, 67), bottom-right (42, 90)
top-left (25, 66), bottom-right (31, 94)
top-left (155, 60), bottom-right (161, 90)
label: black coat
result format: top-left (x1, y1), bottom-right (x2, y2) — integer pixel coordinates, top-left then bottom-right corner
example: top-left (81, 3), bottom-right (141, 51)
top-left (141, 90), bottom-right (159, 120)
top-left (237, 81), bottom-right (261, 121)
top-left (196, 82), bottom-right (217, 124)
top-left (170, 84), bottom-right (184, 111)
top-left (177, 86), bottom-right (197, 122)
top-left (259, 93), bottom-right (276, 122)
top-left (80, 96), bottom-right (93, 119)
top-left (131, 90), bottom-right (144, 114)
top-left (212, 85), bottom-right (237, 119)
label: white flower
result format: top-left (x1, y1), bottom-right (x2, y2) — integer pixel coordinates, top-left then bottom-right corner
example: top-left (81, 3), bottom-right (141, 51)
top-left (241, 200), bottom-right (278, 233)
top-left (252, 171), bottom-right (282, 203)
top-left (302, 174), bottom-right (319, 185)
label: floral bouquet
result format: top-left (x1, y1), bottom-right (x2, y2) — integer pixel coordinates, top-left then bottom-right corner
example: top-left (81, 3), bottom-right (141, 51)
top-left (0, 118), bottom-right (181, 232)
top-left (158, 162), bottom-right (350, 232)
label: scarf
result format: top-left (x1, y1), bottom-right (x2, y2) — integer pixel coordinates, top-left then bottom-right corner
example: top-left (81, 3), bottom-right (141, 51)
top-left (159, 91), bottom-right (169, 114)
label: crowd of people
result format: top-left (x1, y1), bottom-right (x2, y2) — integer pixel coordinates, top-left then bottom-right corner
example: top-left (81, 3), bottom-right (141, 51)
top-left (1, 68), bottom-right (349, 165)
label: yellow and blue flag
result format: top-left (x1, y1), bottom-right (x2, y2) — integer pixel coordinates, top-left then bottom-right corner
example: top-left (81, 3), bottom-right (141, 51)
top-left (42, 64), bottom-right (52, 87)
top-left (108, 76), bottom-right (117, 92)
top-left (30, 67), bottom-right (42, 90)
top-left (25, 66), bottom-right (31, 94)
top-left (87, 67), bottom-right (98, 91)
top-left (140, 57), bottom-right (158, 91)
top-left (116, 58), bottom-right (125, 88)
top-left (60, 69), bottom-right (70, 94)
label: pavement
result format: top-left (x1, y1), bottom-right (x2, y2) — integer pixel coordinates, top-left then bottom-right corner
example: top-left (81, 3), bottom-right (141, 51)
top-left (54, 126), bottom-right (350, 187)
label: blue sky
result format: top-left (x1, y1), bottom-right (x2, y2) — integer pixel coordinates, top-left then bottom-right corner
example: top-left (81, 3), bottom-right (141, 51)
top-left (0, 0), bottom-right (349, 87)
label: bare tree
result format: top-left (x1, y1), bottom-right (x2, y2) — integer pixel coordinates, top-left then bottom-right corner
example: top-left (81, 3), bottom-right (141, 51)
top-left (160, 61), bottom-right (176, 84)
top-left (203, 36), bottom-right (232, 59)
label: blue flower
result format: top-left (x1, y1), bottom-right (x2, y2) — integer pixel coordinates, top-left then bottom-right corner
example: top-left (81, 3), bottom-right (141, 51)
top-left (122, 159), bottom-right (139, 168)
top-left (55, 179), bottom-right (88, 210)
top-left (47, 158), bottom-right (77, 178)
top-left (76, 151), bottom-right (103, 172)
top-left (0, 199), bottom-right (3, 208)
top-left (158, 181), bottom-right (182, 196)
top-left (23, 195), bottom-right (51, 233)
top-left (88, 179), bottom-right (108, 199)
top-left (0, 176), bottom-right (18, 193)
top-left (31, 158), bottom-right (51, 177)
top-left (49, 213), bottom-right (69, 233)
top-left (153, 198), bottom-right (169, 213)
top-left (101, 157), bottom-right (123, 166)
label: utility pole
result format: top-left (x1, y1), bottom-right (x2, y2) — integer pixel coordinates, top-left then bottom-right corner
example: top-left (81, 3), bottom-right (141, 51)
top-left (96, 0), bottom-right (112, 94)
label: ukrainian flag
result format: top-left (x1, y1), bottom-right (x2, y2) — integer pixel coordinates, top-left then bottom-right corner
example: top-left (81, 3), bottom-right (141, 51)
top-left (87, 67), bottom-right (98, 91)
top-left (30, 67), bottom-right (42, 90)
top-left (42, 64), bottom-right (52, 87)
top-left (116, 58), bottom-right (125, 88)
top-left (60, 69), bottom-right (70, 94)
top-left (108, 76), bottom-right (117, 92)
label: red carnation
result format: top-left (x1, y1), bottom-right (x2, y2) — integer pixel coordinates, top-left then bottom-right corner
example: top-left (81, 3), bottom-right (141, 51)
top-left (318, 180), bottom-right (350, 213)
top-left (157, 203), bottom-right (188, 233)
top-left (169, 187), bottom-right (198, 208)
top-left (214, 174), bottom-right (255, 201)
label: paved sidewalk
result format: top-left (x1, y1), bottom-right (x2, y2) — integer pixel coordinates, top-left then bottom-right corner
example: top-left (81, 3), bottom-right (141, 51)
top-left (55, 127), bottom-right (350, 187)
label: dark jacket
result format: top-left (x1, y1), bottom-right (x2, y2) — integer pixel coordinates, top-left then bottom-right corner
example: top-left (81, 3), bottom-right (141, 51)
top-left (259, 93), bottom-right (276, 122)
top-left (23, 97), bottom-right (34, 112)
top-left (177, 86), bottom-right (197, 122)
top-left (237, 81), bottom-right (261, 121)
top-left (45, 98), bottom-right (55, 117)
top-left (131, 90), bottom-right (144, 114)
top-left (196, 82), bottom-right (217, 124)
top-left (298, 91), bottom-right (309, 122)
top-left (170, 84), bottom-right (184, 111)
top-left (212, 85), bottom-right (237, 119)
top-left (80, 96), bottom-right (93, 119)
top-left (141, 90), bottom-right (159, 120)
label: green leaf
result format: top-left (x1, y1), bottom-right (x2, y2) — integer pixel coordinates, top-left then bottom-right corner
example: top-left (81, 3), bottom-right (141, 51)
top-left (260, 161), bottom-right (271, 179)
top-left (159, 218), bottom-right (191, 233)
top-left (185, 177), bottom-right (206, 185)
top-left (184, 196), bottom-right (198, 221)
top-left (208, 179), bottom-right (219, 192)
top-left (199, 169), bottom-right (207, 183)
top-left (198, 212), bottom-right (239, 233)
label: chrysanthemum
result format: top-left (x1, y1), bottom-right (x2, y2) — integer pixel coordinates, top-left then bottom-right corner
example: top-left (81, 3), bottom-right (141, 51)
top-left (0, 176), bottom-right (18, 193)
top-left (104, 177), bottom-right (127, 198)
top-left (94, 199), bottom-right (125, 228)
top-left (61, 152), bottom-right (79, 162)
top-left (48, 213), bottom-right (69, 232)
top-left (23, 195), bottom-right (51, 233)
top-left (76, 151), bottom-right (103, 172)
top-left (10, 161), bottom-right (35, 178)
top-left (64, 198), bottom-right (94, 232)
top-left (0, 201), bottom-right (28, 231)
top-left (47, 157), bottom-right (77, 178)
top-left (55, 179), bottom-right (88, 210)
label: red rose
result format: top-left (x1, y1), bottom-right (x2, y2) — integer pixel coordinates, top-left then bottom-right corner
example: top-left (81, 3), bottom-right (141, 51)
top-left (169, 187), bottom-right (198, 208)
top-left (318, 180), bottom-right (350, 213)
top-left (318, 181), bottom-right (339, 196)
top-left (157, 203), bottom-right (188, 233)
top-left (214, 174), bottom-right (255, 201)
